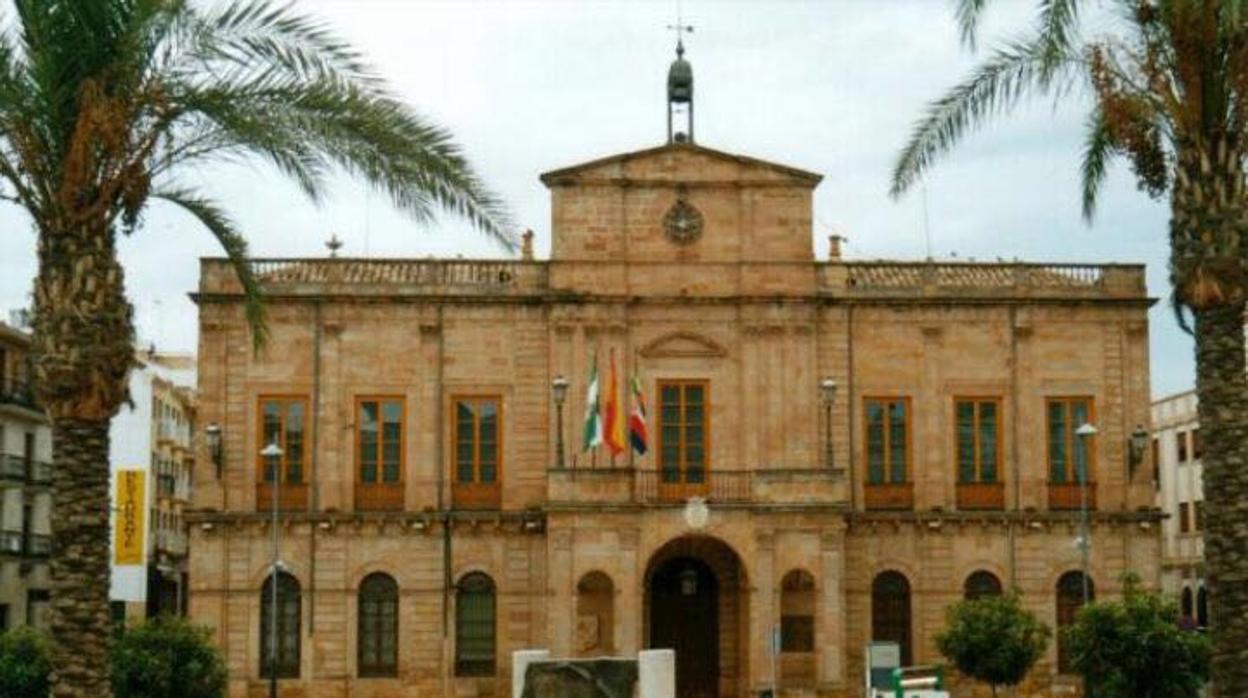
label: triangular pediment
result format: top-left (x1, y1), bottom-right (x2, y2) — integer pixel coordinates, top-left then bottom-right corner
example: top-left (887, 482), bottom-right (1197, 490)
top-left (540, 142), bottom-right (822, 187)
top-left (640, 332), bottom-right (727, 359)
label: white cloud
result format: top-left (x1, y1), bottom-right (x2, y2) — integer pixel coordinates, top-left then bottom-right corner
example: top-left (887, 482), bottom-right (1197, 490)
top-left (0, 0), bottom-right (1190, 395)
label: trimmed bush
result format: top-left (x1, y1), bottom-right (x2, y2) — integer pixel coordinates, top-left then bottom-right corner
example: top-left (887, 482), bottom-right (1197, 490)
top-left (0, 626), bottom-right (52, 698)
top-left (110, 616), bottom-right (227, 698)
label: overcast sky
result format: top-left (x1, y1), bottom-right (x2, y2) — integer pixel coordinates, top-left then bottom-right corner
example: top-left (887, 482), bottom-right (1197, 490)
top-left (0, 0), bottom-right (1191, 397)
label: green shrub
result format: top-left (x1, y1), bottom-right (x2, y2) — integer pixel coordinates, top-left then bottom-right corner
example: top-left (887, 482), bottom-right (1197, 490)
top-left (0, 626), bottom-right (52, 698)
top-left (1065, 574), bottom-right (1210, 698)
top-left (936, 592), bottom-right (1051, 697)
top-left (110, 616), bottom-right (227, 698)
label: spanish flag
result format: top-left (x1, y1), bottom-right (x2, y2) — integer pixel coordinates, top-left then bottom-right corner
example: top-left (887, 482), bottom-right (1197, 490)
top-left (604, 351), bottom-right (626, 456)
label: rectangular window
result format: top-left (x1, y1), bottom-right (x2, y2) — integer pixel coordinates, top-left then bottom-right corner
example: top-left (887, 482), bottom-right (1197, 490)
top-left (258, 397), bottom-right (308, 485)
top-left (1046, 397), bottom-right (1094, 484)
top-left (955, 398), bottom-right (1000, 484)
top-left (657, 381), bottom-right (709, 485)
top-left (1152, 437), bottom-right (1160, 490)
top-left (357, 398), bottom-right (403, 484)
top-left (865, 398), bottom-right (909, 484)
top-left (1195, 501), bottom-right (1205, 531)
top-left (452, 397), bottom-right (502, 508)
top-left (1191, 428), bottom-right (1202, 460)
top-left (1177, 430), bottom-right (1188, 463)
top-left (780, 615), bottom-right (814, 652)
top-left (1179, 502), bottom-right (1191, 533)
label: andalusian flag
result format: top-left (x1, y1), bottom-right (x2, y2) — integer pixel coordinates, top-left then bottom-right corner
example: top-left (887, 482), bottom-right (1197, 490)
top-left (604, 352), bottom-right (626, 456)
top-left (629, 375), bottom-right (649, 455)
top-left (582, 355), bottom-right (602, 451)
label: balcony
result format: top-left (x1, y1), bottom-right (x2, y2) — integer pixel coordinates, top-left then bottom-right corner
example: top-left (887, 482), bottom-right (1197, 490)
top-left (635, 469), bottom-right (750, 503)
top-left (452, 482), bottom-right (501, 510)
top-left (24, 532), bottom-right (51, 557)
top-left (0, 531), bottom-right (52, 558)
top-left (255, 483), bottom-right (309, 511)
top-left (0, 377), bottom-right (37, 411)
top-left (956, 482), bottom-right (1005, 510)
top-left (546, 468), bottom-right (846, 507)
top-left (356, 484), bottom-right (404, 511)
top-left (863, 482), bottom-right (915, 510)
top-left (0, 530), bottom-right (20, 554)
top-left (0, 454), bottom-right (51, 487)
top-left (1049, 482), bottom-right (1097, 510)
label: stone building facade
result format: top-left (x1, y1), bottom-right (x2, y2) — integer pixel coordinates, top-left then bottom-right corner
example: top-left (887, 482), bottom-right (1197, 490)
top-left (0, 318), bottom-right (52, 632)
top-left (188, 138), bottom-right (1161, 698)
top-left (1151, 390), bottom-right (1206, 627)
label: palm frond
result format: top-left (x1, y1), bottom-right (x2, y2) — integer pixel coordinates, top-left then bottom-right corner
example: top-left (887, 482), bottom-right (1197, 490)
top-left (890, 36), bottom-right (1080, 197)
top-left (956, 0), bottom-right (995, 49)
top-left (1080, 106), bottom-right (1115, 221)
top-left (152, 187), bottom-right (267, 347)
top-left (190, 0), bottom-right (374, 86)
top-left (167, 74), bottom-right (514, 248)
top-left (1036, 0), bottom-right (1082, 67)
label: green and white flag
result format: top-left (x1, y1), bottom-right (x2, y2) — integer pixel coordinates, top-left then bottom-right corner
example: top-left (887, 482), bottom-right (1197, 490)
top-left (582, 354), bottom-right (603, 451)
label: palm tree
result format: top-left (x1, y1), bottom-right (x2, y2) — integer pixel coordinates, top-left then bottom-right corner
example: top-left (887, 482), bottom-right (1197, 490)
top-left (0, 1), bottom-right (510, 695)
top-left (891, 1), bottom-right (1248, 694)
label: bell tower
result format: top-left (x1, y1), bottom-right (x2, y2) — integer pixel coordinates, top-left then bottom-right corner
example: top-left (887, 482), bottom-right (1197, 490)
top-left (666, 23), bottom-right (694, 143)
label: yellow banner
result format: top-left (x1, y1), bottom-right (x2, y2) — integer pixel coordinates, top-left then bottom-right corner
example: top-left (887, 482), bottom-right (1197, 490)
top-left (114, 469), bottom-right (146, 565)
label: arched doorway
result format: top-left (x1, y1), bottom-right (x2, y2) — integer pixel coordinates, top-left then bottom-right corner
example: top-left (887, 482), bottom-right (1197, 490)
top-left (644, 536), bottom-right (748, 698)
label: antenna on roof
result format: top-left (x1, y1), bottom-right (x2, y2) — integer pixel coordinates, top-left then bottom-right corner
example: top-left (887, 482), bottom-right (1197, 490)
top-left (922, 184), bottom-right (933, 261)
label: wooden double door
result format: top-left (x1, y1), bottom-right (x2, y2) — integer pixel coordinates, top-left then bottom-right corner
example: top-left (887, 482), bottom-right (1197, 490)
top-left (648, 556), bottom-right (719, 698)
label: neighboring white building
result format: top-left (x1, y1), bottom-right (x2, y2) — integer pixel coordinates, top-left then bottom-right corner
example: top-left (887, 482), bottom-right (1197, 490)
top-left (0, 318), bottom-right (52, 632)
top-left (1152, 390), bottom-right (1207, 627)
top-left (108, 347), bottom-right (196, 623)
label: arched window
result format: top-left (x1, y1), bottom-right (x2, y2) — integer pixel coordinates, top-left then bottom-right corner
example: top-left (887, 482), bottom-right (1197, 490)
top-left (455, 572), bottom-right (496, 677)
top-left (964, 570), bottom-right (1003, 600)
top-left (1181, 587), bottom-right (1194, 620)
top-left (358, 573), bottom-right (398, 677)
top-left (1056, 571), bottom-right (1094, 674)
top-left (575, 571), bottom-right (615, 656)
top-left (260, 572), bottom-right (301, 679)
top-left (872, 571), bottom-right (912, 666)
top-left (780, 570), bottom-right (815, 653)
top-left (1197, 586), bottom-right (1208, 628)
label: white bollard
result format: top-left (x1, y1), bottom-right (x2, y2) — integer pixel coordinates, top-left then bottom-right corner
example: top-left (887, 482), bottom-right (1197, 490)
top-left (511, 649), bottom-right (550, 698)
top-left (638, 649), bottom-right (675, 698)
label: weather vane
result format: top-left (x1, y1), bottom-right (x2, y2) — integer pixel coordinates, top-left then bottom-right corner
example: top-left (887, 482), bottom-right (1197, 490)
top-left (667, 20), bottom-right (693, 53)
top-left (667, 0), bottom-right (693, 52)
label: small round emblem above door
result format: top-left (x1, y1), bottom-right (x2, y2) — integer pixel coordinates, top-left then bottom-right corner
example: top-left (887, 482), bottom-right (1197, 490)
top-left (663, 197), bottom-right (704, 245)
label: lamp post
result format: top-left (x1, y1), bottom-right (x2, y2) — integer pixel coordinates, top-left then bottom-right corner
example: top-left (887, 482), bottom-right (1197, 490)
top-left (820, 378), bottom-right (837, 470)
top-left (1075, 423), bottom-right (1097, 606)
top-left (204, 423), bottom-right (222, 478)
top-left (552, 376), bottom-right (569, 469)
top-left (261, 441), bottom-right (284, 698)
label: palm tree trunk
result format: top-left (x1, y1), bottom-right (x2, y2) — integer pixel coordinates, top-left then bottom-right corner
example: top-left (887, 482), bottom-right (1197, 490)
top-left (1170, 139), bottom-right (1248, 697)
top-left (1193, 303), bottom-right (1248, 697)
top-left (31, 219), bottom-right (135, 698)
top-left (47, 418), bottom-right (114, 698)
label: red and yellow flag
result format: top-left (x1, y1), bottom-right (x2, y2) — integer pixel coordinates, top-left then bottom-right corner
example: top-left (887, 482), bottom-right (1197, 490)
top-left (604, 351), bottom-right (626, 456)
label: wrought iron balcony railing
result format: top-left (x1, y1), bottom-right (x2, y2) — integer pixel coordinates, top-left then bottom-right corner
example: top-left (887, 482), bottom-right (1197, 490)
top-left (0, 377), bottom-right (37, 410)
top-left (0, 454), bottom-right (51, 486)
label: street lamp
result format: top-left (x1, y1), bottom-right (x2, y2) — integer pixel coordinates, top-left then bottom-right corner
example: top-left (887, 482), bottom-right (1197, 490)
top-left (1075, 423), bottom-right (1097, 606)
top-left (820, 378), bottom-right (837, 470)
top-left (260, 441), bottom-right (284, 698)
top-left (204, 423), bottom-right (222, 478)
top-left (552, 376), bottom-right (569, 469)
